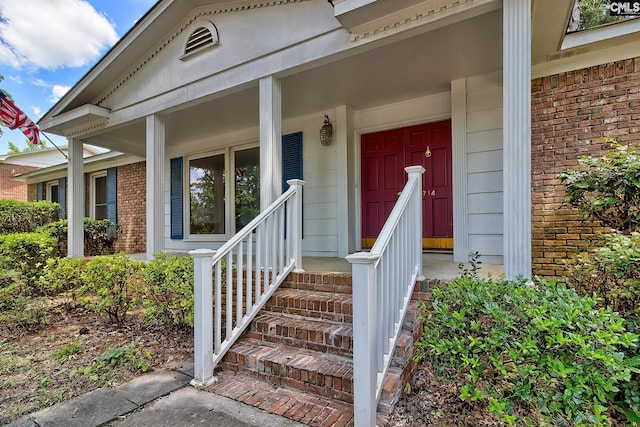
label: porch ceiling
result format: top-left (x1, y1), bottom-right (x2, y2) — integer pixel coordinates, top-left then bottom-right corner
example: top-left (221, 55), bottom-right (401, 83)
top-left (84, 8), bottom-right (502, 155)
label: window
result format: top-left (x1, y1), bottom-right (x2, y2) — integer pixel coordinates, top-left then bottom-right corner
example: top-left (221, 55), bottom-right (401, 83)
top-left (91, 173), bottom-right (108, 220)
top-left (189, 153), bottom-right (226, 235)
top-left (46, 181), bottom-right (59, 204)
top-left (234, 147), bottom-right (260, 231)
top-left (171, 135), bottom-right (301, 240)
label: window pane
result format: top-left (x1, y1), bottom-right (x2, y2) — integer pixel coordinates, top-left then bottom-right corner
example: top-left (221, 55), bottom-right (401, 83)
top-left (95, 205), bottom-right (107, 220)
top-left (234, 147), bottom-right (260, 231)
top-left (94, 176), bottom-right (107, 220)
top-left (49, 185), bottom-right (59, 203)
top-left (190, 154), bottom-right (225, 234)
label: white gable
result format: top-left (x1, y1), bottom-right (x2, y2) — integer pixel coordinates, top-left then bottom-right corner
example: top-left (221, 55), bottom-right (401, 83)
top-left (102, 1), bottom-right (339, 113)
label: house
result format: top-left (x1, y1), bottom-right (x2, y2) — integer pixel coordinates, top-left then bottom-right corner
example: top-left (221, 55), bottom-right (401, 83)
top-left (13, 151), bottom-right (146, 253)
top-left (34, 1), bottom-right (640, 423)
top-left (0, 146), bottom-right (98, 201)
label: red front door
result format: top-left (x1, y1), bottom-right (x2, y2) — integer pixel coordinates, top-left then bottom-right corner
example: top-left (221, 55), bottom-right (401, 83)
top-left (361, 121), bottom-right (453, 249)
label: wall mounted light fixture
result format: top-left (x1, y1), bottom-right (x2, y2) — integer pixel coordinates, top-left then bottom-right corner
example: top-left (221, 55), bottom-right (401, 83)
top-left (320, 114), bottom-right (333, 146)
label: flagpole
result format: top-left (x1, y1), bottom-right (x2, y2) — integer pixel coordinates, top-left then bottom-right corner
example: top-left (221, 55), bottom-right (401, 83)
top-left (40, 131), bottom-right (69, 160)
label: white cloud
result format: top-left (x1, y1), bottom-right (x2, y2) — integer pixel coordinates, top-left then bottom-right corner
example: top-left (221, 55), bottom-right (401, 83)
top-left (31, 106), bottom-right (41, 117)
top-left (50, 85), bottom-right (71, 103)
top-left (0, 0), bottom-right (119, 70)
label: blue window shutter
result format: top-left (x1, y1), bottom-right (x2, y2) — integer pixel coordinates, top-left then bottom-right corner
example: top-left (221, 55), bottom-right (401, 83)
top-left (170, 157), bottom-right (184, 239)
top-left (58, 177), bottom-right (67, 219)
top-left (36, 182), bottom-right (43, 201)
top-left (106, 167), bottom-right (117, 223)
top-left (282, 132), bottom-right (303, 192)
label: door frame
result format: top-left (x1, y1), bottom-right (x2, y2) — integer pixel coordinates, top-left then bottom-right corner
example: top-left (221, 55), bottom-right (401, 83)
top-left (355, 116), bottom-right (453, 251)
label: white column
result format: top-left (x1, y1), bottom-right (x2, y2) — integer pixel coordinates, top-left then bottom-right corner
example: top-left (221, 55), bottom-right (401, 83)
top-left (503, 0), bottom-right (532, 279)
top-left (259, 75), bottom-right (282, 210)
top-left (336, 106), bottom-right (350, 257)
top-left (67, 138), bottom-right (84, 258)
top-left (146, 114), bottom-right (165, 259)
top-left (451, 79), bottom-right (469, 263)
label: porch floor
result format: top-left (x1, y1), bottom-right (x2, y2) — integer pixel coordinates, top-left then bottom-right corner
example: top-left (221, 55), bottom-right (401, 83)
top-left (132, 252), bottom-right (503, 280)
top-left (302, 252), bottom-right (503, 280)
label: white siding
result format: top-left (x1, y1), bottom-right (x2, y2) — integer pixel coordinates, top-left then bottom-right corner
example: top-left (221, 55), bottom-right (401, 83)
top-left (465, 72), bottom-right (503, 261)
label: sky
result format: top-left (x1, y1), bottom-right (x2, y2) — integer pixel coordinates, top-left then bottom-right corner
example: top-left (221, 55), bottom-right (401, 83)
top-left (0, 0), bottom-right (158, 154)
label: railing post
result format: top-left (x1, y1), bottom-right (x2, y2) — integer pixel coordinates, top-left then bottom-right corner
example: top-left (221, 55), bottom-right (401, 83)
top-left (405, 166), bottom-right (425, 281)
top-left (346, 252), bottom-right (380, 427)
top-left (287, 179), bottom-right (305, 273)
top-left (189, 248), bottom-right (216, 387)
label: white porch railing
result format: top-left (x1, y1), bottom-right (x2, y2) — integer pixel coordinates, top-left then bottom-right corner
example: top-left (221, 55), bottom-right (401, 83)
top-left (346, 166), bottom-right (425, 427)
top-left (189, 179), bottom-right (304, 387)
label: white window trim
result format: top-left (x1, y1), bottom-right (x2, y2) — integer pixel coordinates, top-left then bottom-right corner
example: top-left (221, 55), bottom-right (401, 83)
top-left (184, 149), bottom-right (230, 240)
top-left (89, 171), bottom-right (107, 220)
top-left (46, 180), bottom-right (59, 203)
top-left (230, 142), bottom-right (260, 235)
top-left (183, 142), bottom-right (260, 241)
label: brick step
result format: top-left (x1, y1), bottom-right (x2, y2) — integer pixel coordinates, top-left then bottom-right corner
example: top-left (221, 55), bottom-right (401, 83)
top-left (222, 338), bottom-right (355, 403)
top-left (262, 288), bottom-right (353, 322)
top-left (247, 312), bottom-right (353, 356)
top-left (205, 370), bottom-right (362, 427)
top-left (207, 366), bottom-right (396, 426)
top-left (282, 272), bottom-right (353, 294)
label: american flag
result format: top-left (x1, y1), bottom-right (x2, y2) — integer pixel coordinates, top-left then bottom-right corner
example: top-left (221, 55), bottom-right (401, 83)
top-left (0, 93), bottom-right (41, 145)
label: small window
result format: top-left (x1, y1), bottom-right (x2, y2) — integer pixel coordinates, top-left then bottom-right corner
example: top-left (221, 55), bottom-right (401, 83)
top-left (46, 181), bottom-right (59, 204)
top-left (91, 173), bottom-right (108, 220)
top-left (182, 20), bottom-right (219, 59)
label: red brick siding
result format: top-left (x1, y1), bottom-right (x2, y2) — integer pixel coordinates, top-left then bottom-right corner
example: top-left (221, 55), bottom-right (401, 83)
top-left (27, 183), bottom-right (37, 202)
top-left (531, 57), bottom-right (640, 277)
top-left (0, 164), bottom-right (37, 201)
top-left (115, 161), bottom-right (146, 253)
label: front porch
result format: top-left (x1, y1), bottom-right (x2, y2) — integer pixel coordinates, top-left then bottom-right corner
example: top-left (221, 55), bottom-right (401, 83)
top-left (302, 253), bottom-right (503, 281)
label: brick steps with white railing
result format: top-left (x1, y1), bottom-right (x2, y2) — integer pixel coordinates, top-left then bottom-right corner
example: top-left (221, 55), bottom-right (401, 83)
top-left (204, 272), bottom-right (427, 427)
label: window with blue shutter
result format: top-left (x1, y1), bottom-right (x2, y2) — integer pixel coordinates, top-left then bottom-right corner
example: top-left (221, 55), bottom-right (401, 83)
top-left (170, 157), bottom-right (184, 239)
top-left (282, 132), bottom-right (303, 192)
top-left (106, 167), bottom-right (117, 223)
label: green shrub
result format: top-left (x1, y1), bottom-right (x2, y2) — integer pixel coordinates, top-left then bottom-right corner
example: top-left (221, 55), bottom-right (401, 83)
top-left (0, 232), bottom-right (57, 293)
top-left (565, 231), bottom-right (640, 316)
top-left (141, 252), bottom-right (194, 329)
top-left (560, 143), bottom-right (640, 233)
top-left (39, 257), bottom-right (86, 300)
top-left (0, 296), bottom-right (48, 334)
top-left (0, 200), bottom-right (60, 234)
top-left (0, 274), bottom-right (24, 312)
top-left (416, 272), bottom-right (639, 426)
top-left (37, 218), bottom-right (119, 257)
top-left (80, 253), bottom-right (144, 323)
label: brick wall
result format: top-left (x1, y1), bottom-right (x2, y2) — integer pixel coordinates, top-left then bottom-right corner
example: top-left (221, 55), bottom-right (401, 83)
top-left (115, 161), bottom-right (146, 253)
top-left (0, 163), bottom-right (37, 201)
top-left (27, 183), bottom-right (37, 202)
top-left (531, 57), bottom-right (640, 277)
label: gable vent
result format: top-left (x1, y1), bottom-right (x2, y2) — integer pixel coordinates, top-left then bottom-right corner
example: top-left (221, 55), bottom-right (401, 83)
top-left (186, 27), bottom-right (213, 53)
top-left (181, 20), bottom-right (219, 59)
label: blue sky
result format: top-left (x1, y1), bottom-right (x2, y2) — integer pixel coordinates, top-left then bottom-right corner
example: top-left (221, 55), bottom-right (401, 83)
top-left (0, 0), bottom-right (157, 154)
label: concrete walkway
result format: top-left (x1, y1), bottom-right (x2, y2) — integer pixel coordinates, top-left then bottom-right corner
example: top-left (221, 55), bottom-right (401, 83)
top-left (9, 363), bottom-right (305, 427)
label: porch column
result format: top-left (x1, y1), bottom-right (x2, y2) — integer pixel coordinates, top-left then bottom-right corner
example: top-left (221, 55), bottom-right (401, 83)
top-left (146, 114), bottom-right (165, 259)
top-left (67, 138), bottom-right (84, 258)
top-left (503, 0), bottom-right (532, 279)
top-left (259, 75), bottom-right (282, 210)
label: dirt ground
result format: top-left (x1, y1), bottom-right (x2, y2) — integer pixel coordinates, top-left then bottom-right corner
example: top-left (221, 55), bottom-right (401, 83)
top-left (0, 301), bottom-right (193, 425)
